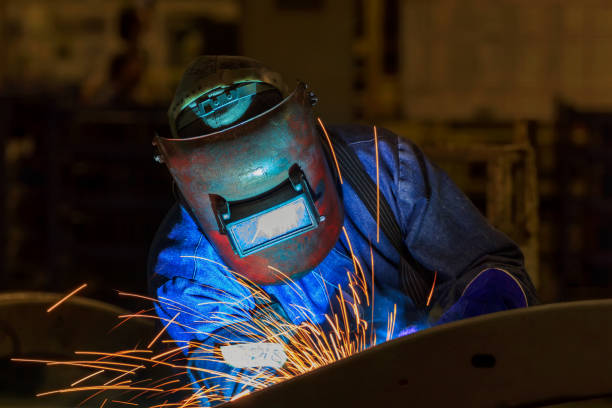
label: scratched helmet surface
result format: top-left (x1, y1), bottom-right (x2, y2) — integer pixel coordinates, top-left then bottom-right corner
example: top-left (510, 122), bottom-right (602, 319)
top-left (155, 56), bottom-right (343, 285)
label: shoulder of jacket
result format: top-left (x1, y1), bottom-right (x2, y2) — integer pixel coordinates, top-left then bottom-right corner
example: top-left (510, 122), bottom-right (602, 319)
top-left (326, 123), bottom-right (397, 144)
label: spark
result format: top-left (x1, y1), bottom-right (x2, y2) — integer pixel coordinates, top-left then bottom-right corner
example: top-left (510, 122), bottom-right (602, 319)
top-left (151, 345), bottom-right (190, 361)
top-left (148, 312), bottom-right (180, 349)
top-left (47, 283), bottom-right (87, 312)
top-left (317, 117), bottom-right (343, 184)
top-left (179, 255), bottom-right (228, 270)
top-left (267, 265), bottom-right (307, 304)
top-left (230, 389), bottom-right (251, 401)
top-left (386, 304), bottom-right (398, 342)
top-left (374, 125), bottom-right (380, 243)
top-left (36, 385), bottom-right (164, 397)
top-left (77, 388), bottom-right (106, 407)
top-left (116, 292), bottom-right (159, 303)
top-left (71, 370), bottom-right (105, 387)
top-left (74, 351), bottom-right (153, 358)
top-left (11, 358), bottom-right (138, 374)
top-left (103, 367), bottom-right (140, 386)
top-left (109, 308), bottom-right (156, 333)
top-left (426, 271), bottom-right (438, 307)
top-left (73, 352), bottom-right (181, 371)
top-left (342, 227), bottom-right (359, 278)
top-left (48, 360), bottom-right (142, 369)
top-left (155, 379), bottom-right (181, 389)
top-left (369, 242), bottom-right (376, 346)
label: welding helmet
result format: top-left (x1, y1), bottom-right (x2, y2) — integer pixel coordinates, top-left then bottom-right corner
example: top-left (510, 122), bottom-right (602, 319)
top-left (153, 56), bottom-right (343, 285)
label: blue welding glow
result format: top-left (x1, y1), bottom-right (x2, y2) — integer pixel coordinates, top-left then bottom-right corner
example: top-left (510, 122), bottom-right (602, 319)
top-left (395, 324), bottom-right (425, 338)
top-left (228, 196), bottom-right (315, 255)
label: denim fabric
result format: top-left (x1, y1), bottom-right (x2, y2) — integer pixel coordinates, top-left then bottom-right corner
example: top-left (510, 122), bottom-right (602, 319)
top-left (147, 124), bottom-right (538, 405)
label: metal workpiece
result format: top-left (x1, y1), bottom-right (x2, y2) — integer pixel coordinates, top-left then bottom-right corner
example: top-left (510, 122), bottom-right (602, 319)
top-left (222, 300), bottom-right (612, 408)
top-left (0, 292), bottom-right (167, 407)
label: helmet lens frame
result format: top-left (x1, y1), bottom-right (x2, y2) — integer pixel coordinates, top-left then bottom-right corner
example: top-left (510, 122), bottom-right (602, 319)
top-left (215, 166), bottom-right (321, 257)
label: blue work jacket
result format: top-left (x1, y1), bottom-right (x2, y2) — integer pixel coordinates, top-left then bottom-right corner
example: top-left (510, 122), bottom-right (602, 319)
top-left (148, 124), bottom-right (538, 405)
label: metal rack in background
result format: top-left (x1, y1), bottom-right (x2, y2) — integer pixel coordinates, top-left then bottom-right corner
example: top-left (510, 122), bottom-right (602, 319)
top-left (556, 103), bottom-right (612, 300)
top-left (423, 140), bottom-right (540, 289)
top-left (2, 98), bottom-right (174, 307)
top-left (47, 106), bottom-right (174, 304)
top-left (0, 99), bottom-right (6, 279)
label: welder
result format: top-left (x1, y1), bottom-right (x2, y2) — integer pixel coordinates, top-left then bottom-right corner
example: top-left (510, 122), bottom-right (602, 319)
top-left (148, 55), bottom-right (538, 406)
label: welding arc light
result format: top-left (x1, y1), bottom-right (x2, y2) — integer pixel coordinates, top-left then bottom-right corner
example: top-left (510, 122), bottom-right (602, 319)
top-left (215, 166), bottom-right (321, 257)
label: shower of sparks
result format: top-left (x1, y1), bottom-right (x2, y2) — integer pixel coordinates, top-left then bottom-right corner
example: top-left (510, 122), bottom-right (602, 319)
top-left (21, 256), bottom-right (416, 408)
top-left (17, 251), bottom-right (404, 407)
top-left (317, 117), bottom-right (343, 184)
top-left (47, 283), bottom-right (88, 312)
top-left (28, 274), bottom-right (390, 407)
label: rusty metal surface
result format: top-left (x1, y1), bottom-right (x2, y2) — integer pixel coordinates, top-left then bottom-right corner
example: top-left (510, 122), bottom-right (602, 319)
top-left (223, 300), bottom-right (612, 408)
top-left (155, 83), bottom-right (343, 285)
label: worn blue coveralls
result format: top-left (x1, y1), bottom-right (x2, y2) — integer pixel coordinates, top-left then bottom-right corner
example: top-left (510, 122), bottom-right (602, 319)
top-left (148, 125), bottom-right (538, 405)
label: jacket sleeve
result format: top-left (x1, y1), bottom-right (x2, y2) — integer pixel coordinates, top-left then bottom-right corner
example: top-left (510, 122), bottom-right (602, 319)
top-left (393, 130), bottom-right (539, 311)
top-left (148, 204), bottom-right (274, 406)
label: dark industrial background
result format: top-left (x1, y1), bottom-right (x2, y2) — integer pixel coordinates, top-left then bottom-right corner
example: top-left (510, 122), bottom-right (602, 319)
top-left (2, 0), bottom-right (612, 310)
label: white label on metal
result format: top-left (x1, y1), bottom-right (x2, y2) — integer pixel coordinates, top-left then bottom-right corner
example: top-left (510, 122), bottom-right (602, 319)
top-left (220, 343), bottom-right (287, 369)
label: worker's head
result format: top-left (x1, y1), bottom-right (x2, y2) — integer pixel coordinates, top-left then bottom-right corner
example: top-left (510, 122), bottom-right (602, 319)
top-left (154, 56), bottom-right (343, 285)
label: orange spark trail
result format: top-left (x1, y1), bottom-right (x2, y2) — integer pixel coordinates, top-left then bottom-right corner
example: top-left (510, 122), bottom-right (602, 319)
top-left (342, 227), bottom-right (358, 276)
top-left (116, 292), bottom-right (159, 303)
top-left (155, 379), bottom-right (181, 389)
top-left (151, 345), bottom-right (190, 361)
top-left (369, 243), bottom-right (376, 345)
top-left (374, 126), bottom-right (380, 243)
top-left (47, 283), bottom-right (87, 312)
top-left (99, 398), bottom-right (108, 408)
top-left (48, 360), bottom-right (141, 369)
top-left (109, 308), bottom-right (156, 333)
top-left (230, 390), bottom-right (251, 401)
top-left (103, 367), bottom-right (140, 386)
top-left (317, 117), bottom-right (343, 184)
top-left (267, 266), bottom-right (307, 303)
top-left (78, 388), bottom-right (107, 407)
top-left (36, 385), bottom-right (164, 397)
top-left (11, 358), bottom-right (136, 374)
top-left (71, 370), bottom-right (105, 387)
top-left (426, 270), bottom-right (438, 307)
top-left (148, 312), bottom-right (180, 349)
top-left (179, 255), bottom-right (228, 270)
